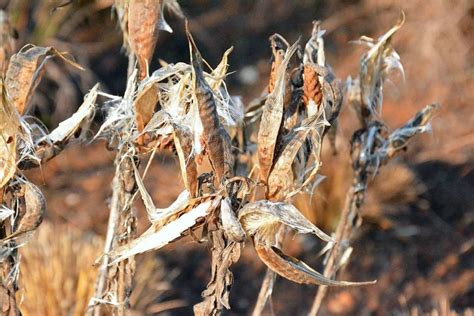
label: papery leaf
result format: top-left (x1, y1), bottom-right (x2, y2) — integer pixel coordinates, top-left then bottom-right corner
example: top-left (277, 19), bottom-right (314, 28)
top-left (5, 44), bottom-right (83, 115)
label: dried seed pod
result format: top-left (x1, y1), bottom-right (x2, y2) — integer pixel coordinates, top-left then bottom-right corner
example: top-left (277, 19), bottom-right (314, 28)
top-left (128, 0), bottom-right (162, 79)
top-left (5, 45), bottom-right (83, 115)
top-left (303, 64), bottom-right (323, 116)
top-left (0, 79), bottom-right (20, 189)
top-left (304, 20), bottom-right (325, 65)
top-left (267, 116), bottom-right (321, 200)
top-left (0, 10), bottom-right (15, 74)
top-left (187, 26), bottom-right (233, 182)
top-left (258, 41), bottom-right (299, 184)
top-left (107, 198), bottom-right (219, 264)
top-left (358, 12), bottom-right (405, 121)
top-left (128, 0), bottom-right (182, 79)
top-left (1, 182), bottom-right (46, 242)
top-left (268, 34), bottom-right (288, 94)
top-left (134, 82), bottom-right (159, 145)
top-left (380, 103), bottom-right (439, 159)
top-left (173, 124), bottom-right (198, 197)
top-left (254, 243), bottom-right (375, 286)
top-left (238, 200), bottom-right (333, 244)
top-left (220, 198), bottom-right (246, 242)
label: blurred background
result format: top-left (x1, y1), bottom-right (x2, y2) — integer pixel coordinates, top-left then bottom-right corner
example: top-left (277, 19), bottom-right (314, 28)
top-left (1, 0), bottom-right (472, 314)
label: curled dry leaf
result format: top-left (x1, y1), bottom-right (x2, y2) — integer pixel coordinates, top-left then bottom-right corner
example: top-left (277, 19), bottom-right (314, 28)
top-left (257, 41), bottom-right (299, 184)
top-left (0, 79), bottom-right (20, 189)
top-left (107, 198), bottom-right (218, 264)
top-left (220, 198), bottom-right (246, 242)
top-left (254, 244), bottom-right (375, 286)
top-left (238, 200), bottom-right (333, 244)
top-left (194, 229), bottom-right (241, 315)
top-left (5, 44), bottom-right (83, 115)
top-left (173, 124), bottom-right (198, 197)
top-left (1, 182), bottom-right (45, 242)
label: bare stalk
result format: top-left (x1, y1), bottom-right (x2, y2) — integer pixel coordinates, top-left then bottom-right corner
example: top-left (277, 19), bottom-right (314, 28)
top-left (89, 54), bottom-right (138, 316)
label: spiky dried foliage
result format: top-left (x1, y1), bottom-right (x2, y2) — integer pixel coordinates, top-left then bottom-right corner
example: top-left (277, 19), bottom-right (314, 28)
top-left (0, 21), bottom-right (97, 311)
top-left (308, 13), bottom-right (438, 315)
top-left (96, 16), bottom-right (402, 316)
top-left (0, 4), bottom-right (440, 314)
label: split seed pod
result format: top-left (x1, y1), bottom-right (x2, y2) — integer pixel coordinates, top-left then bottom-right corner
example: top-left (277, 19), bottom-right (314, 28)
top-left (1, 182), bottom-right (46, 242)
top-left (187, 25), bottom-right (233, 182)
top-left (220, 197), bottom-right (246, 242)
top-left (0, 79), bottom-right (20, 189)
top-left (5, 44), bottom-right (83, 115)
top-left (254, 244), bottom-right (375, 286)
top-left (257, 41), bottom-right (299, 184)
top-left (173, 124), bottom-right (198, 197)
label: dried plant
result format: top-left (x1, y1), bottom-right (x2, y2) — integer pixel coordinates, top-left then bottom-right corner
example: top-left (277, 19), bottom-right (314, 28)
top-left (0, 14), bottom-right (97, 311)
top-left (0, 4), bottom-right (442, 315)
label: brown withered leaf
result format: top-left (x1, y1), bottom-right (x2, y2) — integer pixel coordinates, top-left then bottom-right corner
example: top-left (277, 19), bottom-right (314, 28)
top-left (257, 41), bottom-right (298, 184)
top-left (5, 44), bottom-right (83, 115)
top-left (194, 229), bottom-right (241, 315)
top-left (0, 79), bottom-right (20, 189)
top-left (254, 243), bottom-right (375, 286)
top-left (173, 124), bottom-right (198, 197)
top-left (1, 182), bottom-right (45, 242)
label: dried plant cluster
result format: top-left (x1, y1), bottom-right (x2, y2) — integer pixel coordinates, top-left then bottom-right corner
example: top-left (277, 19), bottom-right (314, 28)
top-left (0, 2), bottom-right (440, 315)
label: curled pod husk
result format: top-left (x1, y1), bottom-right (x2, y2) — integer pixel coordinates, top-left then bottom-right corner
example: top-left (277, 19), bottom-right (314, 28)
top-left (220, 197), bottom-right (246, 242)
top-left (238, 200), bottom-right (333, 244)
top-left (0, 79), bottom-right (20, 189)
top-left (257, 41), bottom-right (299, 184)
top-left (267, 116), bottom-right (321, 200)
top-left (134, 82), bottom-right (159, 145)
top-left (128, 0), bottom-right (177, 79)
top-left (254, 243), bottom-right (375, 286)
top-left (1, 182), bottom-right (46, 242)
top-left (303, 64), bottom-right (323, 117)
top-left (188, 28), bottom-right (233, 182)
top-left (268, 34), bottom-right (288, 94)
top-left (173, 124), bottom-right (198, 197)
top-left (5, 44), bottom-right (83, 115)
top-left (358, 12), bottom-right (405, 122)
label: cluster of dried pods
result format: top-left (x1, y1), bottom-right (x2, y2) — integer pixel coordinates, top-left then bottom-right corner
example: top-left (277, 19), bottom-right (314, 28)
top-left (0, 2), bottom-right (438, 315)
